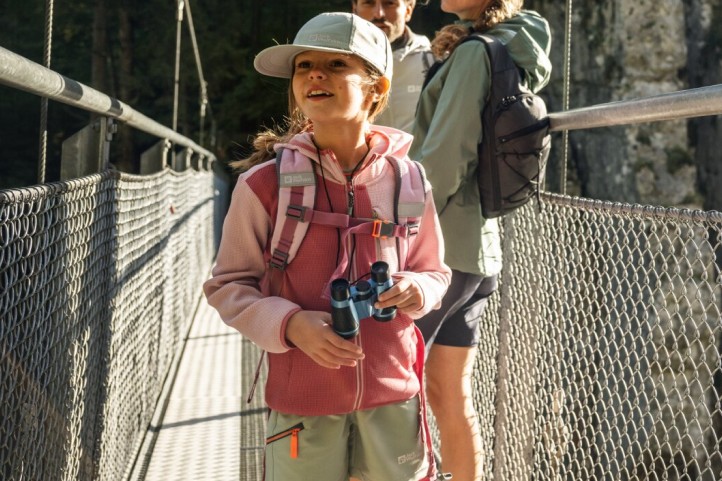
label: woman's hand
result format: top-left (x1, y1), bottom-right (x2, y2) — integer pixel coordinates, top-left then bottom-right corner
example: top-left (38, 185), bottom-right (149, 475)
top-left (285, 310), bottom-right (365, 369)
top-left (374, 277), bottom-right (422, 314)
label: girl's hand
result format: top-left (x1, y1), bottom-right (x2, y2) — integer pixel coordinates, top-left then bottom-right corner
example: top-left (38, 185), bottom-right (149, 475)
top-left (285, 310), bottom-right (365, 369)
top-left (374, 277), bottom-right (422, 314)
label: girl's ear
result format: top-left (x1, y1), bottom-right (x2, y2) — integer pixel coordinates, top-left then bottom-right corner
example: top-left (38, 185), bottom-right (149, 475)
top-left (372, 77), bottom-right (391, 101)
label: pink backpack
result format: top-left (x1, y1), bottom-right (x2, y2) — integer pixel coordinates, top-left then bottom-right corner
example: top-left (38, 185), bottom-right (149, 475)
top-left (268, 147), bottom-right (428, 277)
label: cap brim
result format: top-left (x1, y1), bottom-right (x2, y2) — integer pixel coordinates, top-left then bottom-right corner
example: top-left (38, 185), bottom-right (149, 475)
top-left (254, 44), bottom-right (357, 79)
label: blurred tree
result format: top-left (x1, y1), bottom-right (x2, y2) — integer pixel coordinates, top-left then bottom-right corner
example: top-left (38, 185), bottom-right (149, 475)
top-left (0, 0), bottom-right (450, 187)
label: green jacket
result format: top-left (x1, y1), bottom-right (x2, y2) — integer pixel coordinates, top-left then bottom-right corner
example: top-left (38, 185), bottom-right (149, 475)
top-left (409, 10), bottom-right (552, 276)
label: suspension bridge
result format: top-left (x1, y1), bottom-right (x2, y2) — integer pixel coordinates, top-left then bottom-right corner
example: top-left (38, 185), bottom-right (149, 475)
top-left (3, 3), bottom-right (722, 481)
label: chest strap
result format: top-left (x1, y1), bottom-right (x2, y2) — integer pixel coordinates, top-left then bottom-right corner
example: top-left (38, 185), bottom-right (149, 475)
top-left (269, 148), bottom-right (423, 271)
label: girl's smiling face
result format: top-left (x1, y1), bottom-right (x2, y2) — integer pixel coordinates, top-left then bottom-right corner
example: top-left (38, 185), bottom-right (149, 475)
top-left (292, 50), bottom-right (378, 127)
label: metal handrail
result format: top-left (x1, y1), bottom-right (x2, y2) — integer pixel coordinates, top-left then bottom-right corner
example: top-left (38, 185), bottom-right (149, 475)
top-left (548, 84), bottom-right (722, 132)
top-left (6, 40), bottom-right (722, 159)
top-left (0, 45), bottom-right (215, 160)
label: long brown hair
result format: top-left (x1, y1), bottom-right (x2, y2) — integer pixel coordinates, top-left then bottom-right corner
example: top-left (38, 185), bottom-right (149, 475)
top-left (230, 59), bottom-right (389, 172)
top-left (430, 0), bottom-right (523, 59)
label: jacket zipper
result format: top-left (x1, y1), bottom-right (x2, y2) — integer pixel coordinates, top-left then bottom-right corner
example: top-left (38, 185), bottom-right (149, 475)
top-left (266, 422), bottom-right (305, 459)
top-left (345, 175), bottom-right (355, 216)
top-left (343, 170), bottom-right (366, 411)
top-left (346, 180), bottom-right (363, 411)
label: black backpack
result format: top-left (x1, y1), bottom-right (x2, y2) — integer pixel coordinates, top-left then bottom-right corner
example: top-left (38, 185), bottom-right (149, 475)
top-left (424, 33), bottom-right (551, 218)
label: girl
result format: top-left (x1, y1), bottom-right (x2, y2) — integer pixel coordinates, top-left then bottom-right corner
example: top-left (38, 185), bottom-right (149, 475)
top-left (410, 1), bottom-right (552, 480)
top-left (204, 12), bottom-right (450, 481)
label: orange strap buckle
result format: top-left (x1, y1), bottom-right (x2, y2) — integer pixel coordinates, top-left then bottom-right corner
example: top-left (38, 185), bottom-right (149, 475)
top-left (372, 220), bottom-right (394, 239)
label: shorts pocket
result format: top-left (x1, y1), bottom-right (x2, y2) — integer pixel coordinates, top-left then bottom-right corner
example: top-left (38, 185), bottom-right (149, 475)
top-left (266, 422), bottom-right (305, 459)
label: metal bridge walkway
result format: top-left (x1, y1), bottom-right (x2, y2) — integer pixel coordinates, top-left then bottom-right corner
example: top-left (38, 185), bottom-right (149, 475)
top-left (130, 294), bottom-right (266, 481)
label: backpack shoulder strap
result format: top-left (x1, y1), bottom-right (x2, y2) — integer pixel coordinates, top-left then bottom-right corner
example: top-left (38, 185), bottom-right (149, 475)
top-left (269, 147), bottom-right (317, 270)
top-left (421, 49), bottom-right (434, 74)
top-left (388, 156), bottom-right (426, 223)
top-left (464, 33), bottom-right (526, 98)
top-left (386, 156), bottom-right (426, 270)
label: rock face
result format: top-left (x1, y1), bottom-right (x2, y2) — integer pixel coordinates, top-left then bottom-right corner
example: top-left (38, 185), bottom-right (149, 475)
top-left (528, 0), bottom-right (721, 209)
top-left (521, 2), bottom-right (722, 479)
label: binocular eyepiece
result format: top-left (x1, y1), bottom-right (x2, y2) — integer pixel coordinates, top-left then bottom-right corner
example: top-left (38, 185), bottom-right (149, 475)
top-left (330, 261), bottom-right (397, 339)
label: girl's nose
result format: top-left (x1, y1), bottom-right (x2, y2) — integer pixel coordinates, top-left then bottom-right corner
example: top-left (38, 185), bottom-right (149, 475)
top-left (308, 67), bottom-right (326, 80)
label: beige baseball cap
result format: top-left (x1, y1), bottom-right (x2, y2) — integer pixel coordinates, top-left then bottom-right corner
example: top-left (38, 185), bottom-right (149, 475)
top-left (254, 12), bottom-right (393, 80)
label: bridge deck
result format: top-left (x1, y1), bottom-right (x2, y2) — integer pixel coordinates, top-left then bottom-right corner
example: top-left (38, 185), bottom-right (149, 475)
top-left (131, 294), bottom-right (267, 481)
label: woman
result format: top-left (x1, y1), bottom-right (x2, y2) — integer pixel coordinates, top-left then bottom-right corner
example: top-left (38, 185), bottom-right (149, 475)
top-left (410, 1), bottom-right (552, 479)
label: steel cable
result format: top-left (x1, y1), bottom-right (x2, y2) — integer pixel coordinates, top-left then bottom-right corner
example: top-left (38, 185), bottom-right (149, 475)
top-left (37, 0), bottom-right (54, 184)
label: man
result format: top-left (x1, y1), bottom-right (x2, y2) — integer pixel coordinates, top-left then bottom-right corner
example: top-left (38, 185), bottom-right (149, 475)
top-left (352, 0), bottom-right (434, 133)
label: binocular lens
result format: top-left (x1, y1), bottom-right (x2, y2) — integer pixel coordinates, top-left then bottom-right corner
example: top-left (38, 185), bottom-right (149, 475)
top-left (354, 280), bottom-right (373, 301)
top-left (330, 278), bottom-right (359, 339)
top-left (330, 279), bottom-right (351, 301)
top-left (370, 261), bottom-right (389, 284)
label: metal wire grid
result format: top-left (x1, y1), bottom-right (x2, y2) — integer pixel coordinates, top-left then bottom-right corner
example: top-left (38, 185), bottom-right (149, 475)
top-left (483, 198), bottom-right (722, 481)
top-left (0, 168), bottom-right (217, 481)
top-left (3, 171), bottom-right (722, 481)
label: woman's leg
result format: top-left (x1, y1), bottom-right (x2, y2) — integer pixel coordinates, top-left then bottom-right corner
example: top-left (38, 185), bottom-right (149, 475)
top-left (425, 343), bottom-right (483, 481)
top-left (417, 272), bottom-right (497, 481)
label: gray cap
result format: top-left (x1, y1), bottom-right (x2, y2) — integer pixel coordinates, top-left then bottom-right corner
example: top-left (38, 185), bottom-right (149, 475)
top-left (254, 12), bottom-right (393, 80)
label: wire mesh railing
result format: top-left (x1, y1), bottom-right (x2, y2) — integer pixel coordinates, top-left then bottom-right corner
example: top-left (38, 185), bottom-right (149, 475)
top-left (4, 166), bottom-right (720, 480)
top-left (466, 196), bottom-right (722, 481)
top-left (0, 168), bottom-right (220, 480)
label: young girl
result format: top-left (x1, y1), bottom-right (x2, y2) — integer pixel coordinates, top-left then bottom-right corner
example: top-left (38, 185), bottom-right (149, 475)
top-left (410, 1), bottom-right (551, 480)
top-left (204, 12), bottom-right (450, 481)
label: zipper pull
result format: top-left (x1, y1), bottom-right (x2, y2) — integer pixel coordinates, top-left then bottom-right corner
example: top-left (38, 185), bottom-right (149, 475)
top-left (346, 179), bottom-right (355, 216)
top-left (501, 95), bottom-right (517, 108)
top-left (291, 428), bottom-right (300, 458)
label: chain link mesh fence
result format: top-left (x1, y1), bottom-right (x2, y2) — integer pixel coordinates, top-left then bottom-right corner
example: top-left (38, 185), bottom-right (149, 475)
top-left (2, 169), bottom-right (721, 480)
top-left (465, 194), bottom-right (722, 481)
top-left (0, 168), bottom-right (220, 481)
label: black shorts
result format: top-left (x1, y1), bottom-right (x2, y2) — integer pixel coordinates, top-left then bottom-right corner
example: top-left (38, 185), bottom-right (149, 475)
top-left (415, 270), bottom-right (498, 348)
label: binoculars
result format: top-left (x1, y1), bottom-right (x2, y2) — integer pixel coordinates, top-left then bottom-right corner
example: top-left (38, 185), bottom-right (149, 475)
top-left (330, 261), bottom-right (397, 339)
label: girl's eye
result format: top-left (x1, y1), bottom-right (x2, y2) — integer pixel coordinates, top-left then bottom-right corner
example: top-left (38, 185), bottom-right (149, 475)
top-left (296, 61), bottom-right (311, 69)
top-left (330, 60), bottom-right (347, 68)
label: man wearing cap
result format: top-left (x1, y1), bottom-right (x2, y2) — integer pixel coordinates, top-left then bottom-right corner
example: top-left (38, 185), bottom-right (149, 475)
top-left (352, 0), bottom-right (434, 133)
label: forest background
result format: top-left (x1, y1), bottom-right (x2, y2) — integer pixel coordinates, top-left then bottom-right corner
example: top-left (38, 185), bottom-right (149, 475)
top-left (1, 0), bottom-right (721, 212)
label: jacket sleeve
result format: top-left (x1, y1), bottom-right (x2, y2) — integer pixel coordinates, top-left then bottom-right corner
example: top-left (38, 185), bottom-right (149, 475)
top-left (409, 42), bottom-right (491, 214)
top-left (393, 176), bottom-right (452, 319)
top-left (203, 174), bottom-right (300, 353)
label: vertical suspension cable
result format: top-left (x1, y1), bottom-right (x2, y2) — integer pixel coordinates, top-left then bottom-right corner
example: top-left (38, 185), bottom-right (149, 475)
top-left (183, 0), bottom-right (213, 149)
top-left (560, 0), bottom-right (573, 195)
top-left (548, 5), bottom-right (575, 474)
top-left (172, 0), bottom-right (184, 133)
top-left (37, 0), bottom-right (54, 183)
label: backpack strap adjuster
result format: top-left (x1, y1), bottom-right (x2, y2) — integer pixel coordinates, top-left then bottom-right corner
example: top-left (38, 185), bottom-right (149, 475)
top-left (269, 249), bottom-right (289, 270)
top-left (286, 204), bottom-right (310, 222)
top-left (406, 222), bottom-right (420, 237)
top-left (372, 220), bottom-right (395, 239)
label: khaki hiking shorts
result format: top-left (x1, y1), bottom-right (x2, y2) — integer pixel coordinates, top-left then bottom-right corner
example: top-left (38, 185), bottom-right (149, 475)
top-left (264, 396), bottom-right (430, 481)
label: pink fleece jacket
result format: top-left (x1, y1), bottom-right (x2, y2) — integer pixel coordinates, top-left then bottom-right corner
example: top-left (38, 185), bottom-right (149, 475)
top-left (204, 125), bottom-right (451, 416)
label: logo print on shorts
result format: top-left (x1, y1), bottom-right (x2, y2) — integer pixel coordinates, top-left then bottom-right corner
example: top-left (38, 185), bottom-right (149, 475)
top-left (398, 451), bottom-right (421, 464)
